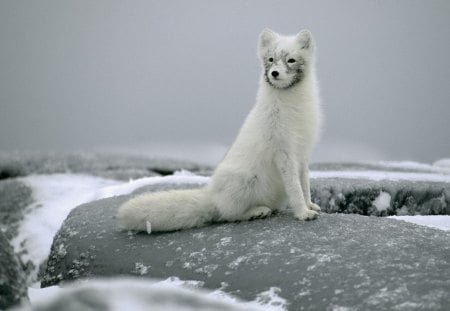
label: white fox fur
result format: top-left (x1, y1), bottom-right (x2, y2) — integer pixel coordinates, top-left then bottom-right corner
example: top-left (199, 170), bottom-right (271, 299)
top-left (117, 29), bottom-right (322, 232)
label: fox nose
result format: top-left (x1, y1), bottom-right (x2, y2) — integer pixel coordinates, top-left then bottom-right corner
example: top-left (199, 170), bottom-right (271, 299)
top-left (271, 71), bottom-right (279, 78)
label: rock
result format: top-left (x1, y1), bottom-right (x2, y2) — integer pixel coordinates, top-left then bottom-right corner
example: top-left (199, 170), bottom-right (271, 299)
top-left (310, 161), bottom-right (450, 216)
top-left (311, 177), bottom-right (450, 216)
top-left (0, 152), bottom-right (213, 181)
top-left (310, 161), bottom-right (450, 174)
top-left (42, 186), bottom-right (450, 310)
top-left (15, 278), bottom-right (266, 311)
top-left (0, 179), bottom-right (33, 240)
top-left (0, 231), bottom-right (28, 309)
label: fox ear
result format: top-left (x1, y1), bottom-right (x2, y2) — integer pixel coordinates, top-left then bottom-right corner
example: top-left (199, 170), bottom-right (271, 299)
top-left (258, 28), bottom-right (277, 52)
top-left (296, 29), bottom-right (314, 50)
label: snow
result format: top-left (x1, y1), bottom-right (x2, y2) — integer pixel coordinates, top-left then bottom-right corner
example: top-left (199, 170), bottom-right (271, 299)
top-left (388, 216), bottom-right (450, 231)
top-left (254, 287), bottom-right (288, 310)
top-left (372, 191), bottom-right (391, 212)
top-left (12, 174), bottom-right (121, 282)
top-left (103, 142), bottom-right (228, 166)
top-left (133, 262), bottom-right (151, 275)
top-left (146, 221), bottom-right (152, 234)
top-left (7, 163), bottom-right (450, 309)
top-left (433, 158), bottom-right (450, 169)
top-left (12, 172), bottom-right (287, 309)
top-left (97, 172), bottom-right (210, 198)
top-left (27, 285), bottom-right (61, 306)
top-left (27, 277), bottom-right (286, 311)
top-left (312, 159), bottom-right (450, 182)
top-left (380, 160), bottom-right (450, 174)
top-left (12, 172), bottom-right (209, 284)
top-left (310, 170), bottom-right (450, 183)
top-left (12, 169), bottom-right (450, 285)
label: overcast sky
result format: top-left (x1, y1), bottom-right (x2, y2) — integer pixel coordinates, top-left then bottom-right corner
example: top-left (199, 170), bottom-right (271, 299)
top-left (1, 0), bottom-right (449, 164)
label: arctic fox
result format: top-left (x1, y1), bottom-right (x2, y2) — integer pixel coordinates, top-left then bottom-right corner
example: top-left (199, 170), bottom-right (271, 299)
top-left (117, 29), bottom-right (322, 232)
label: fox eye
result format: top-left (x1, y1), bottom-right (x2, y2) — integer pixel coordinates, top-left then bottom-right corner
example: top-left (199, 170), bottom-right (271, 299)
top-left (268, 57), bottom-right (274, 62)
top-left (287, 58), bottom-right (296, 63)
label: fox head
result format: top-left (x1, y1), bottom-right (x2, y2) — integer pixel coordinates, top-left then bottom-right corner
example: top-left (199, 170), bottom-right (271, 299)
top-left (258, 29), bottom-right (315, 90)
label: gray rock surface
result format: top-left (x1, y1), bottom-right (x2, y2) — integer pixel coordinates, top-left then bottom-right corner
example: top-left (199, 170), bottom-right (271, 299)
top-left (0, 152), bottom-right (213, 181)
top-left (0, 179), bottom-right (33, 240)
top-left (309, 162), bottom-right (447, 174)
top-left (1, 153), bottom-right (449, 309)
top-left (42, 187), bottom-right (450, 310)
top-left (0, 231), bottom-right (27, 309)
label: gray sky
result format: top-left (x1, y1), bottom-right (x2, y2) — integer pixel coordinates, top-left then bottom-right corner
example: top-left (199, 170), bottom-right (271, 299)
top-left (1, 0), bottom-right (449, 164)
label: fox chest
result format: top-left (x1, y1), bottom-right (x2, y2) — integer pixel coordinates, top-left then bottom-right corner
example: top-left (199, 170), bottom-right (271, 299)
top-left (264, 105), bottom-right (313, 150)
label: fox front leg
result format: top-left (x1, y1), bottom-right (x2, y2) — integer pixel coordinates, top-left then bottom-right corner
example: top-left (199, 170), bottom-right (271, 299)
top-left (299, 161), bottom-right (321, 212)
top-left (275, 151), bottom-right (318, 220)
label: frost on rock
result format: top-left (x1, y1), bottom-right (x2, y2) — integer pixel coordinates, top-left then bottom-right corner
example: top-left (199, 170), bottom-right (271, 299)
top-left (133, 262), bottom-right (151, 275)
top-left (310, 178), bottom-right (450, 216)
top-left (309, 161), bottom-right (450, 216)
top-left (3, 158), bottom-right (450, 310)
top-left (0, 179), bottom-right (33, 240)
top-left (254, 287), bottom-right (288, 310)
top-left (42, 193), bottom-right (450, 311)
top-left (160, 276), bottom-right (205, 289)
top-left (0, 152), bottom-right (213, 181)
top-left (0, 231), bottom-right (27, 309)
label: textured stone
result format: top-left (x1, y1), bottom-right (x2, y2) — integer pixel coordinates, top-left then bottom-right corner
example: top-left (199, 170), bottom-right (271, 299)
top-left (311, 177), bottom-right (450, 216)
top-left (0, 179), bottom-right (33, 240)
top-left (0, 152), bottom-right (213, 181)
top-left (0, 231), bottom-right (27, 309)
top-left (42, 188), bottom-right (450, 310)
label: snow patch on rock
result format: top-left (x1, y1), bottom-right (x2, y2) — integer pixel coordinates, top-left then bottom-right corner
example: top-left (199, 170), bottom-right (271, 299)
top-left (12, 174), bottom-right (120, 283)
top-left (388, 216), bottom-right (450, 231)
top-left (26, 277), bottom-right (287, 311)
top-left (372, 191), bottom-right (391, 212)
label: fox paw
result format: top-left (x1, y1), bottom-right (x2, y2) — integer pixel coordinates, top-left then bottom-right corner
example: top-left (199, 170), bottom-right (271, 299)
top-left (308, 202), bottom-right (321, 212)
top-left (247, 206), bottom-right (272, 220)
top-left (294, 209), bottom-right (319, 221)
